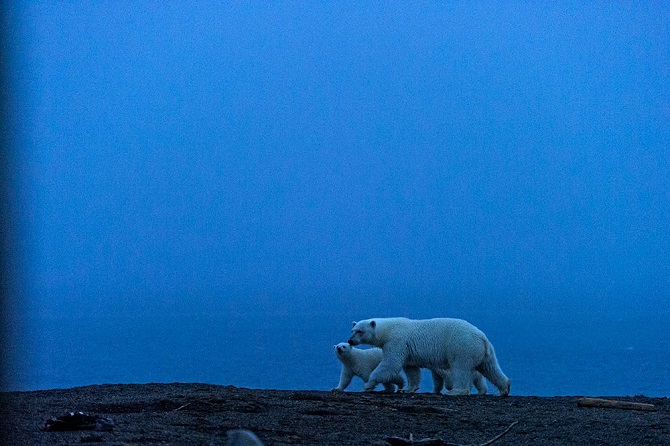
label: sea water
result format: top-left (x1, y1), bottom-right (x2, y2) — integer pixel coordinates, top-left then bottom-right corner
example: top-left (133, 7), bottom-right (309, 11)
top-left (5, 309), bottom-right (670, 396)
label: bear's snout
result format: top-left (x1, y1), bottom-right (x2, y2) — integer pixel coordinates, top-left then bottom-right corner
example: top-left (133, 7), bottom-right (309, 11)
top-left (347, 339), bottom-right (354, 345)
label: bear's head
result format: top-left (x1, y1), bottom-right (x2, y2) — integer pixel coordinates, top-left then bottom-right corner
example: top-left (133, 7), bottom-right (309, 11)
top-left (334, 342), bottom-right (352, 357)
top-left (348, 319), bottom-right (376, 346)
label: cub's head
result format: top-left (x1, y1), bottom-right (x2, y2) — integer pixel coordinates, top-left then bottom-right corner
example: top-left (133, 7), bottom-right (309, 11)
top-left (348, 319), bottom-right (377, 346)
top-left (334, 342), bottom-right (352, 357)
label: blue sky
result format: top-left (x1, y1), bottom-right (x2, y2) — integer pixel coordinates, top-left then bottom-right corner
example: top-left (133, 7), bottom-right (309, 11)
top-left (6, 2), bottom-right (670, 317)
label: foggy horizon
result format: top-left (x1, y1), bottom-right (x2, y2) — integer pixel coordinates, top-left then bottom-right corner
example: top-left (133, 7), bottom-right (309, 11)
top-left (7, 2), bottom-right (669, 320)
top-left (2, 1), bottom-right (669, 396)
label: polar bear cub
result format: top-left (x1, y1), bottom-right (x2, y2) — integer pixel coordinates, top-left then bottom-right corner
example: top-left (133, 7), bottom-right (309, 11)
top-left (348, 317), bottom-right (510, 396)
top-left (332, 342), bottom-right (405, 392)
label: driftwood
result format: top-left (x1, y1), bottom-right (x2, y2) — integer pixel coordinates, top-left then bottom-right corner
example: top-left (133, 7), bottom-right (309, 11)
top-left (385, 421), bottom-right (518, 446)
top-left (173, 403), bottom-right (191, 411)
top-left (577, 397), bottom-right (656, 412)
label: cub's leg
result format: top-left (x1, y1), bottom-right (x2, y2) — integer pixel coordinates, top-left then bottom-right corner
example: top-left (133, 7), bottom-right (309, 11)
top-left (332, 369), bottom-right (353, 392)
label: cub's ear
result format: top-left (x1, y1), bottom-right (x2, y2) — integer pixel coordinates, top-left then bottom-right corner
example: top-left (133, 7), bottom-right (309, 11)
top-left (352, 321), bottom-right (357, 327)
top-left (370, 320), bottom-right (376, 328)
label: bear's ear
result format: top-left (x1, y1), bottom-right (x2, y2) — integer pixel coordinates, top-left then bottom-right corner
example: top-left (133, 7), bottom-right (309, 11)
top-left (352, 321), bottom-right (357, 327)
top-left (370, 320), bottom-right (376, 328)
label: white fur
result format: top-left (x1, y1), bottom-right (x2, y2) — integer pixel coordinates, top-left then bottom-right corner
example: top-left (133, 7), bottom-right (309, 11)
top-left (348, 318), bottom-right (510, 396)
top-left (331, 342), bottom-right (405, 392)
top-left (403, 366), bottom-right (488, 394)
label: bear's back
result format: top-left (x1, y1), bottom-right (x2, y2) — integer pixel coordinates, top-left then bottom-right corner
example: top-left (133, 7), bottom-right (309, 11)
top-left (352, 346), bottom-right (383, 362)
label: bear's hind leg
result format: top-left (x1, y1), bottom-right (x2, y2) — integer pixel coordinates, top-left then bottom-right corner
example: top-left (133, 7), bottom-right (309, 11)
top-left (477, 343), bottom-right (510, 396)
top-left (473, 372), bottom-right (487, 395)
top-left (446, 367), bottom-right (472, 395)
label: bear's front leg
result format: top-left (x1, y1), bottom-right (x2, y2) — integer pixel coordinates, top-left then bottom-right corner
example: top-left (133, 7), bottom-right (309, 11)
top-left (390, 373), bottom-right (405, 391)
top-left (381, 383), bottom-right (397, 393)
top-left (332, 369), bottom-right (353, 392)
top-left (401, 366), bottom-right (421, 393)
top-left (362, 381), bottom-right (377, 392)
top-left (365, 348), bottom-right (405, 391)
top-left (430, 370), bottom-right (445, 394)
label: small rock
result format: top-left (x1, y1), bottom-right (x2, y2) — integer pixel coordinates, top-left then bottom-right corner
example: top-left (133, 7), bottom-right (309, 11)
top-left (44, 412), bottom-right (114, 432)
top-left (226, 429), bottom-right (264, 446)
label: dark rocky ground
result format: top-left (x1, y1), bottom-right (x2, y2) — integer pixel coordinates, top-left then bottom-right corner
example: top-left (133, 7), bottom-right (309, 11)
top-left (1, 383), bottom-right (668, 445)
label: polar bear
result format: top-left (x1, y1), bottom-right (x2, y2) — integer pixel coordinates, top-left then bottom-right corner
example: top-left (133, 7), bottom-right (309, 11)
top-left (348, 318), bottom-right (510, 396)
top-left (403, 365), bottom-right (488, 394)
top-left (331, 342), bottom-right (405, 392)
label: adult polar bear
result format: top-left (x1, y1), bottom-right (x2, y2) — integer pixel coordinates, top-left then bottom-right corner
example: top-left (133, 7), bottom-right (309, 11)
top-left (348, 317), bottom-right (510, 396)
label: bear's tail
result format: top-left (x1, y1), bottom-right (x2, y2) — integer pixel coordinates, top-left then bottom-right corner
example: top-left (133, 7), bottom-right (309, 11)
top-left (477, 340), bottom-right (511, 397)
